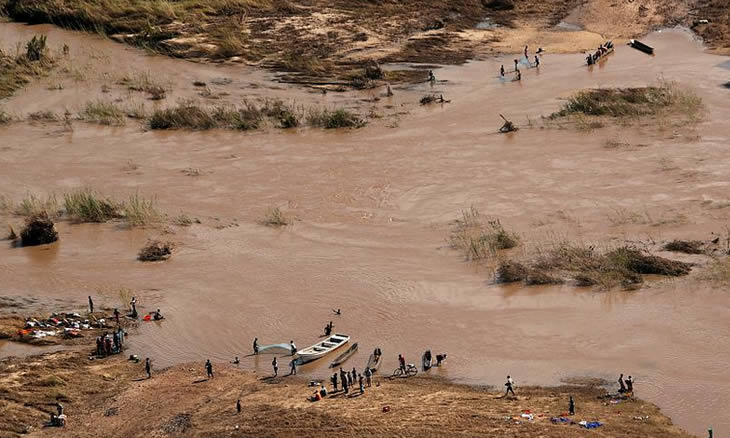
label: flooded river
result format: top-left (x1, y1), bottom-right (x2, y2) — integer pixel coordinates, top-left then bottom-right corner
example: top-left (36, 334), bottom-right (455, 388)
top-left (2, 23), bottom-right (730, 436)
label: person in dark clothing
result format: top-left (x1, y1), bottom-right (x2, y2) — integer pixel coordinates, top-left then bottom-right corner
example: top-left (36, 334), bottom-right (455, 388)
top-left (569, 396), bottom-right (575, 415)
top-left (272, 357), bottom-right (278, 377)
top-left (436, 353), bottom-right (447, 366)
top-left (358, 374), bottom-right (365, 394)
top-left (500, 65), bottom-right (505, 77)
top-left (113, 308), bottom-right (120, 325)
top-left (145, 357), bottom-right (152, 379)
top-left (289, 359), bottom-right (297, 375)
top-left (253, 337), bottom-right (259, 354)
top-left (625, 376), bottom-right (634, 393)
top-left (505, 376), bottom-right (515, 396)
top-left (340, 368), bottom-right (349, 394)
top-left (351, 367), bottom-right (357, 383)
top-left (534, 55), bottom-right (540, 68)
top-left (331, 373), bottom-right (338, 391)
top-left (153, 309), bottom-right (163, 320)
top-left (618, 374), bottom-right (626, 393)
top-left (56, 402), bottom-right (64, 416)
top-left (524, 45), bottom-right (528, 58)
top-left (88, 296), bottom-right (94, 313)
top-left (205, 359), bottom-right (214, 378)
top-left (398, 354), bottom-right (406, 373)
top-left (236, 399), bottom-right (241, 414)
top-left (130, 302), bottom-right (138, 319)
top-left (96, 336), bottom-right (103, 356)
top-left (514, 59), bottom-right (519, 71)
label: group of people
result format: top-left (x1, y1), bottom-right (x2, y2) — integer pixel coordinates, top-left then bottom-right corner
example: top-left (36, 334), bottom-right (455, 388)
top-left (95, 327), bottom-right (126, 357)
top-left (618, 373), bottom-right (635, 393)
top-left (326, 366), bottom-right (372, 397)
top-left (586, 41), bottom-right (614, 65)
top-left (499, 46), bottom-right (544, 82)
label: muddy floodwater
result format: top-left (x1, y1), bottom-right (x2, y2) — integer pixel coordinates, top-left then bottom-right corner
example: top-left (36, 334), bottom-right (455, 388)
top-left (2, 23), bottom-right (730, 436)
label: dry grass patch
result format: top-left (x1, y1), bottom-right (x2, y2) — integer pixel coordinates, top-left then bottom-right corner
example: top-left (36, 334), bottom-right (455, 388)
top-left (0, 34), bottom-right (55, 99)
top-left (548, 82), bottom-right (703, 128)
top-left (663, 239), bottom-right (704, 254)
top-left (449, 207), bottom-right (519, 261)
top-left (63, 189), bottom-right (122, 222)
top-left (79, 100), bottom-right (126, 125)
top-left (13, 193), bottom-right (60, 218)
top-left (259, 207), bottom-right (290, 227)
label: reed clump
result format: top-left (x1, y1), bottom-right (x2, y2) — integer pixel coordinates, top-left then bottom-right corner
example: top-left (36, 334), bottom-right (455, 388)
top-left (448, 207), bottom-right (519, 261)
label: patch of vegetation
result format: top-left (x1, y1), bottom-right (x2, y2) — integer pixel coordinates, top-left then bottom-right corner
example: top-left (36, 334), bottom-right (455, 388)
top-left (663, 239), bottom-right (704, 254)
top-left (14, 194), bottom-right (59, 217)
top-left (63, 189), bottom-right (121, 223)
top-left (148, 102), bottom-right (216, 130)
top-left (20, 211), bottom-right (58, 246)
top-left (259, 207), bottom-right (290, 227)
top-left (138, 240), bottom-right (174, 261)
top-left (449, 207), bottom-right (519, 261)
top-left (79, 100), bottom-right (126, 125)
top-left (495, 260), bottom-right (527, 283)
top-left (28, 110), bottom-right (58, 121)
top-left (172, 214), bottom-right (196, 226)
top-left (123, 192), bottom-right (158, 226)
top-left (549, 82), bottom-right (703, 121)
top-left (0, 110), bottom-right (11, 124)
top-left (525, 243), bottom-right (692, 289)
top-left (703, 257), bottom-right (730, 284)
top-left (117, 71), bottom-right (167, 100)
top-left (0, 34), bottom-right (54, 99)
top-left (306, 108), bottom-right (364, 129)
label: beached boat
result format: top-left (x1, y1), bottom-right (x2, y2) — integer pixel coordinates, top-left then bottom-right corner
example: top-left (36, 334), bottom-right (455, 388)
top-left (329, 342), bottom-right (358, 368)
top-left (295, 333), bottom-right (349, 364)
top-left (365, 348), bottom-right (383, 373)
top-left (422, 350), bottom-right (433, 370)
top-left (629, 39), bottom-right (654, 55)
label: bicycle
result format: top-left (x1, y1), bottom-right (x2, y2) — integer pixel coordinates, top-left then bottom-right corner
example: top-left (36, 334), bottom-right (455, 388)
top-left (391, 363), bottom-right (418, 378)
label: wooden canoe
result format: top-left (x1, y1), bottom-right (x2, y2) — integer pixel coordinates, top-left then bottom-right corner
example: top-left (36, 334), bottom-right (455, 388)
top-left (329, 342), bottom-right (358, 368)
top-left (365, 349), bottom-right (382, 373)
top-left (629, 39), bottom-right (654, 55)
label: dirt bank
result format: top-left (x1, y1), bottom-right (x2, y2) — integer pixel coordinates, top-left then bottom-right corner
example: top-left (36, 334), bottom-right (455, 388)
top-left (0, 347), bottom-right (693, 438)
top-left (2, 0), bottom-right (727, 86)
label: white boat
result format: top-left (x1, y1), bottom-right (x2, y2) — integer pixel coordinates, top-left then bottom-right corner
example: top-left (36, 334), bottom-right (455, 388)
top-left (295, 333), bottom-right (349, 364)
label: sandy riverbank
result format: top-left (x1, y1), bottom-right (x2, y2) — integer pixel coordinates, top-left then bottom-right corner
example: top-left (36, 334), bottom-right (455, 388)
top-left (0, 345), bottom-right (694, 438)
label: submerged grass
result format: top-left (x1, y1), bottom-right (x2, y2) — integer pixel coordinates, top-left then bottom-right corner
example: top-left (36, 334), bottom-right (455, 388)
top-left (63, 189), bottom-right (121, 222)
top-left (549, 81), bottom-right (703, 123)
top-left (149, 100), bottom-right (351, 131)
top-left (306, 108), bottom-right (364, 129)
top-left (448, 207), bottom-right (519, 261)
top-left (0, 34), bottom-right (55, 99)
top-left (259, 207), bottom-right (290, 227)
top-left (79, 100), bottom-right (126, 125)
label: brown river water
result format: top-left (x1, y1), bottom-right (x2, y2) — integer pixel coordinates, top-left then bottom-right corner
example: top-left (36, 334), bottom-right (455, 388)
top-left (2, 23), bottom-right (730, 436)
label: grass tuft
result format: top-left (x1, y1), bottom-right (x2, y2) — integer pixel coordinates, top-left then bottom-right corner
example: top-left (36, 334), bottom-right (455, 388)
top-left (260, 207), bottom-right (290, 227)
top-left (663, 239), bottom-right (704, 254)
top-left (63, 189), bottom-right (121, 222)
top-left (79, 100), bottom-right (126, 125)
top-left (123, 192), bottom-right (159, 226)
top-left (307, 108), bottom-right (364, 129)
top-left (448, 207), bottom-right (519, 261)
